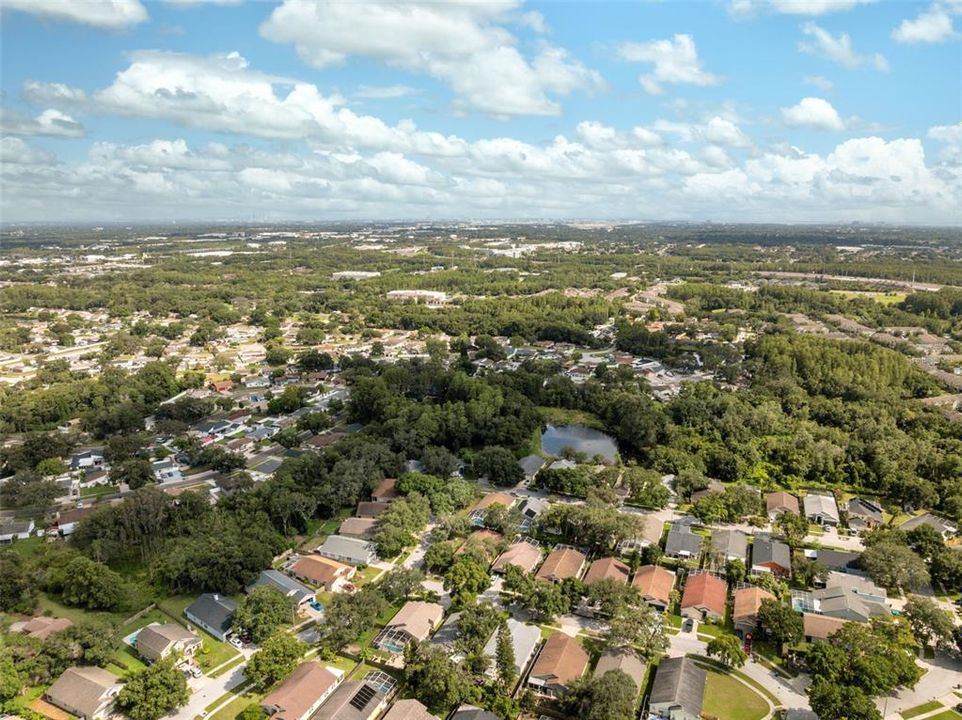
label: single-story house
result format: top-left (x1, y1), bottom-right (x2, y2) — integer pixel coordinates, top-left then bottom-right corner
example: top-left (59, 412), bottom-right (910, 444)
top-left (70, 449), bottom-right (105, 470)
top-left (649, 656), bottom-right (706, 720)
top-left (712, 528), bottom-right (748, 563)
top-left (450, 706), bottom-right (500, 720)
top-left (617, 512), bottom-right (665, 554)
top-left (184, 593), bottom-right (238, 642)
top-left (690, 479), bottom-right (725, 504)
top-left (594, 648), bottom-right (646, 696)
top-left (664, 522), bottom-right (702, 559)
top-left (0, 519), bottom-right (35, 543)
top-left (766, 491), bottom-right (800, 521)
top-left (338, 516), bottom-right (378, 539)
top-left (802, 612), bottom-right (847, 642)
top-left (371, 478), bottom-right (398, 503)
top-left (518, 496), bottom-right (549, 527)
top-left (899, 513), bottom-right (958, 539)
top-left (535, 547), bottom-right (587, 584)
top-left (482, 618), bottom-right (540, 683)
top-left (311, 677), bottom-right (392, 720)
top-left (469, 492), bottom-right (516, 525)
top-left (795, 573), bottom-right (889, 622)
top-left (633, 565), bottom-right (676, 611)
top-left (45, 666), bottom-right (122, 720)
top-left (56, 506), bottom-right (95, 536)
top-left (846, 498), bottom-right (883, 532)
top-left (804, 548), bottom-right (860, 575)
top-left (314, 535), bottom-right (377, 565)
top-left (381, 699), bottom-right (438, 720)
top-left (136, 622), bottom-right (202, 665)
top-left (582, 557), bottom-right (630, 586)
top-left (751, 534), bottom-right (791, 578)
top-left (152, 457), bottom-right (183, 483)
top-left (288, 555), bottom-right (355, 592)
top-left (804, 493), bottom-right (840, 527)
top-left (12, 616), bottom-right (72, 640)
top-left (527, 632), bottom-right (589, 698)
top-left (376, 601), bottom-right (444, 650)
top-left (356, 501), bottom-right (390, 519)
top-left (680, 573), bottom-right (727, 621)
top-left (492, 541), bottom-right (542, 575)
top-left (430, 612), bottom-right (465, 657)
top-left (519, 454), bottom-right (546, 484)
top-left (247, 569), bottom-right (315, 606)
top-left (731, 586), bottom-right (775, 638)
top-left (260, 661), bottom-right (340, 720)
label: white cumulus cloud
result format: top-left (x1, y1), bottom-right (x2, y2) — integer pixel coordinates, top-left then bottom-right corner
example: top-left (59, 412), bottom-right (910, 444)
top-left (799, 22), bottom-right (888, 70)
top-left (781, 97), bottom-right (846, 130)
top-left (618, 34), bottom-right (721, 95)
top-left (892, 3), bottom-right (959, 43)
top-left (0, 0), bottom-right (147, 28)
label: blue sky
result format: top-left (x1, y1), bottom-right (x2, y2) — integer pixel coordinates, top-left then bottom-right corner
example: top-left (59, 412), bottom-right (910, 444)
top-left (0, 0), bottom-right (959, 224)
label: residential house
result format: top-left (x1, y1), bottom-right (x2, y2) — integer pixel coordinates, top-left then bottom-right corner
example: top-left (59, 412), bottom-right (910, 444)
top-left (371, 478), bottom-right (398, 503)
top-left (632, 565), bottom-right (676, 611)
top-left (136, 623), bottom-right (202, 665)
top-left (311, 676), bottom-right (393, 720)
top-left (381, 699), bottom-right (439, 720)
top-left (338, 516), bottom-right (378, 539)
top-left (247, 569), bottom-right (314, 606)
top-left (450, 706), bottom-right (500, 720)
top-left (711, 528), bottom-right (748, 563)
top-left (518, 496), bottom-right (549, 529)
top-left (582, 557), bottom-right (630, 586)
top-left (260, 662), bottom-right (340, 720)
top-left (469, 492), bottom-right (516, 525)
top-left (595, 648), bottom-right (646, 696)
top-left (617, 512), bottom-right (665, 555)
top-left (731, 587), bottom-right (775, 638)
top-left (45, 666), bottom-right (122, 720)
top-left (804, 493), bottom-right (840, 527)
top-left (56, 506), bottom-right (95, 536)
top-left (0, 519), bottom-right (35, 543)
top-left (492, 540), bottom-right (542, 575)
top-left (751, 534), bottom-right (791, 578)
top-left (482, 618), bottom-right (540, 683)
top-left (314, 535), bottom-right (377, 565)
top-left (664, 522), bottom-right (702, 559)
top-left (430, 612), bottom-right (465, 658)
top-left (184, 593), bottom-right (238, 641)
top-left (690, 479), bottom-right (725, 503)
top-left (288, 555), bottom-right (355, 592)
top-left (802, 612), bottom-right (847, 642)
top-left (804, 548), bottom-right (860, 576)
top-left (12, 616), bottom-right (72, 640)
top-left (680, 573), bottom-right (727, 621)
top-left (356, 501), bottom-right (390, 519)
top-left (648, 656), bottom-right (706, 720)
top-left (152, 457), bottom-right (183, 483)
top-left (846, 498), bottom-right (883, 532)
top-left (375, 601), bottom-right (444, 651)
top-left (70, 449), bottom-right (105, 470)
top-left (518, 455), bottom-right (546, 484)
top-left (899, 513), bottom-right (958, 539)
top-left (210, 379), bottom-right (233, 393)
top-left (792, 572), bottom-right (889, 622)
top-left (535, 547), bottom-right (587, 583)
top-left (527, 632), bottom-right (589, 698)
top-left (766, 491), bottom-right (800, 521)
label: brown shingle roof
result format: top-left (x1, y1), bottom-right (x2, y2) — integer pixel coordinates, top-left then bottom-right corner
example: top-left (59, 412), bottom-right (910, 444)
top-left (19, 616), bottom-right (72, 640)
top-left (338, 516), bottom-right (378, 538)
top-left (766, 491), bottom-right (799, 515)
top-left (803, 612), bottom-right (847, 640)
top-left (632, 565), bottom-right (675, 605)
top-left (731, 587), bottom-right (774, 623)
top-left (289, 555), bottom-right (352, 588)
top-left (45, 666), bottom-right (121, 719)
top-left (530, 633), bottom-right (588, 687)
top-left (582, 557), bottom-right (630, 585)
top-left (471, 492), bottom-right (516, 512)
top-left (381, 699), bottom-right (439, 720)
top-left (535, 547), bottom-right (586, 583)
top-left (594, 649), bottom-right (646, 692)
top-left (371, 477), bottom-right (398, 501)
top-left (260, 662), bottom-right (338, 720)
top-left (680, 574), bottom-right (727, 615)
top-left (493, 542), bottom-right (542, 574)
top-left (386, 601), bottom-right (445, 642)
top-left (356, 501), bottom-right (390, 518)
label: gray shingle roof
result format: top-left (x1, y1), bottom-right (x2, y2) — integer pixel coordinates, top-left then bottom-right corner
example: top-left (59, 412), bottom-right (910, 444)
top-left (649, 657), bottom-right (706, 717)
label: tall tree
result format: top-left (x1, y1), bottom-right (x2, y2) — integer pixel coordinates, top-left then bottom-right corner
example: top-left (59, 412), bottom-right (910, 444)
top-left (244, 633), bottom-right (306, 691)
top-left (495, 618), bottom-right (516, 689)
top-left (233, 586), bottom-right (292, 643)
top-left (115, 658), bottom-right (190, 720)
top-left (706, 634), bottom-right (748, 668)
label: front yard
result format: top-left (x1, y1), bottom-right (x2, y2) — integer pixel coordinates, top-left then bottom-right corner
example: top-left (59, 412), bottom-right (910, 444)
top-left (701, 668), bottom-right (769, 720)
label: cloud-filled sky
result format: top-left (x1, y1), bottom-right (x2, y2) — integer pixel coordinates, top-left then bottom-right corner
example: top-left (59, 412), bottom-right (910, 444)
top-left (0, 0), bottom-right (959, 224)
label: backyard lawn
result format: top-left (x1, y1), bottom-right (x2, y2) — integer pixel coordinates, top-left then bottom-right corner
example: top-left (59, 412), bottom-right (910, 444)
top-left (701, 668), bottom-right (769, 720)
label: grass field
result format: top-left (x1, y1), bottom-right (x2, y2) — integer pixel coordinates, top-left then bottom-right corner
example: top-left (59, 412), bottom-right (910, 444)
top-left (206, 687), bottom-right (264, 720)
top-left (829, 290), bottom-right (907, 305)
top-left (902, 702), bottom-right (945, 719)
top-left (924, 711), bottom-right (962, 720)
top-left (701, 668), bottom-right (769, 720)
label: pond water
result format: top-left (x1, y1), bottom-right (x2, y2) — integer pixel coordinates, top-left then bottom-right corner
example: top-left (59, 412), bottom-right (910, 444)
top-left (541, 424), bottom-right (618, 463)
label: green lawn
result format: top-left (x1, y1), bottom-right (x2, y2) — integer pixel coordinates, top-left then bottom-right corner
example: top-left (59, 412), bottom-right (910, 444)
top-left (701, 669), bottom-right (769, 720)
top-left (110, 645), bottom-right (148, 676)
top-left (924, 711), bottom-right (962, 720)
top-left (36, 593), bottom-right (130, 626)
top-left (206, 687), bottom-right (264, 720)
top-left (208, 653), bottom-right (245, 679)
top-left (80, 484), bottom-right (117, 498)
top-left (902, 702), bottom-right (944, 719)
top-left (353, 566), bottom-right (382, 586)
top-left (6, 536), bottom-right (44, 559)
